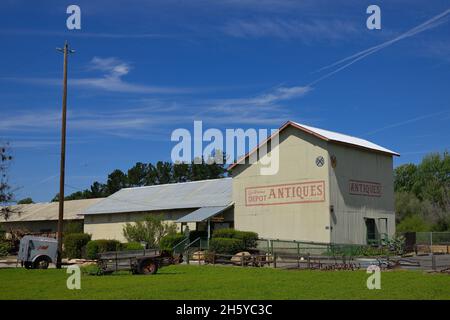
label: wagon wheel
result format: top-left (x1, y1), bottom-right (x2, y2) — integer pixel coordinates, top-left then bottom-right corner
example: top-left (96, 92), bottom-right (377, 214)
top-left (33, 256), bottom-right (50, 269)
top-left (139, 259), bottom-right (158, 275)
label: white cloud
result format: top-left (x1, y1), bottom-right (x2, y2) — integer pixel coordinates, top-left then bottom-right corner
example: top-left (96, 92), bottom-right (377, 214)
top-left (222, 19), bottom-right (358, 42)
top-left (1, 56), bottom-right (193, 95)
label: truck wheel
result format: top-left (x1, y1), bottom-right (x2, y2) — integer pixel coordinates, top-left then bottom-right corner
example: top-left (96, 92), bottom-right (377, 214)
top-left (33, 256), bottom-right (50, 269)
top-left (138, 259), bottom-right (158, 275)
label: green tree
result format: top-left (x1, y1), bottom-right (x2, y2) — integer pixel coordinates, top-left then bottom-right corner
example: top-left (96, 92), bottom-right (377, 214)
top-left (17, 197), bottom-right (33, 204)
top-left (394, 164), bottom-right (417, 193)
top-left (122, 215), bottom-right (177, 248)
top-left (127, 162), bottom-right (149, 187)
top-left (394, 151), bottom-right (450, 231)
top-left (106, 169), bottom-right (129, 194)
top-left (396, 215), bottom-right (431, 233)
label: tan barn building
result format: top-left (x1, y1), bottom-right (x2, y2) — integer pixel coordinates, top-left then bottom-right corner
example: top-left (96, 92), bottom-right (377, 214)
top-left (229, 121), bottom-right (399, 245)
top-left (83, 178), bottom-right (233, 242)
top-left (1, 198), bottom-right (103, 237)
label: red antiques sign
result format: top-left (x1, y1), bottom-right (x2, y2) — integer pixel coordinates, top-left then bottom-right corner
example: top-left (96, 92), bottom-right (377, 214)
top-left (349, 180), bottom-right (382, 197)
top-left (245, 181), bottom-right (325, 207)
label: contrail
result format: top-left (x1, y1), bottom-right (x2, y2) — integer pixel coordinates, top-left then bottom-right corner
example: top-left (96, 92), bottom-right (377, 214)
top-left (363, 110), bottom-right (450, 136)
top-left (311, 8), bottom-right (450, 84)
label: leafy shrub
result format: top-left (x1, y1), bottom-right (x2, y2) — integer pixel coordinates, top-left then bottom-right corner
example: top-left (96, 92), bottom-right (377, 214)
top-left (64, 221), bottom-right (84, 234)
top-left (234, 231), bottom-right (258, 249)
top-left (160, 233), bottom-right (185, 251)
top-left (63, 233), bottom-right (91, 259)
top-left (123, 214), bottom-right (177, 248)
top-left (86, 239), bottom-right (122, 259)
top-left (0, 241), bottom-right (11, 257)
top-left (209, 238), bottom-right (245, 254)
top-left (212, 228), bottom-right (239, 239)
top-left (212, 228), bottom-right (258, 249)
top-left (123, 241), bottom-right (144, 251)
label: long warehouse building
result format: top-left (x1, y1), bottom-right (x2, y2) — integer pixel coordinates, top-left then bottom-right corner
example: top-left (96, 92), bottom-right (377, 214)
top-left (81, 120), bottom-right (399, 245)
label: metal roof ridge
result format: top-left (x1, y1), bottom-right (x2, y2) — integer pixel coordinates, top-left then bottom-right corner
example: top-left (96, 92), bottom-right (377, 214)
top-left (121, 177), bottom-right (232, 190)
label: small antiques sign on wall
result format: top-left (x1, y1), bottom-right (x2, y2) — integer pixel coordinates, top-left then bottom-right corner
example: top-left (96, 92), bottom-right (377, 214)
top-left (349, 180), bottom-right (382, 197)
top-left (245, 181), bottom-right (325, 206)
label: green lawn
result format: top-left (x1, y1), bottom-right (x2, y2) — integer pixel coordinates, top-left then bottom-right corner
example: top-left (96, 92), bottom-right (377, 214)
top-left (0, 265), bottom-right (449, 300)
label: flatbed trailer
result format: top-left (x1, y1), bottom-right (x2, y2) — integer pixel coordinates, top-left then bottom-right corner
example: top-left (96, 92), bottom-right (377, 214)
top-left (97, 249), bottom-right (182, 275)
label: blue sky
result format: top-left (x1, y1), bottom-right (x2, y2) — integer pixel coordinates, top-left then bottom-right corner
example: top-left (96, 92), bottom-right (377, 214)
top-left (0, 0), bottom-right (449, 202)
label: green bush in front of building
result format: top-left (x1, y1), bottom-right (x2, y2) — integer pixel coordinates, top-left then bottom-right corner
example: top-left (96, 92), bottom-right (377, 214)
top-left (209, 238), bottom-right (245, 254)
top-left (86, 239), bottom-right (122, 259)
top-left (0, 241), bottom-right (11, 257)
top-left (123, 241), bottom-right (144, 251)
top-left (160, 233), bottom-right (185, 251)
top-left (63, 233), bottom-right (92, 259)
top-left (209, 229), bottom-right (259, 255)
top-left (212, 228), bottom-right (258, 249)
top-left (212, 228), bottom-right (239, 239)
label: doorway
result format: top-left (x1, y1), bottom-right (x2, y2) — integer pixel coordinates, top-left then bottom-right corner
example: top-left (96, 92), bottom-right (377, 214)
top-left (365, 218), bottom-right (377, 245)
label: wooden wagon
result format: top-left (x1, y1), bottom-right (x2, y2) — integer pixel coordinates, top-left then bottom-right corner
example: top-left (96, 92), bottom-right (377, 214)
top-left (97, 249), bottom-right (182, 275)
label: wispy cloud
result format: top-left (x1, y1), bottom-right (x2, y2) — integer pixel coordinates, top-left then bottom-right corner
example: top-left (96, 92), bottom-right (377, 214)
top-left (0, 29), bottom-right (173, 39)
top-left (0, 84), bottom-right (313, 139)
top-left (2, 56), bottom-right (194, 95)
top-left (222, 19), bottom-right (358, 42)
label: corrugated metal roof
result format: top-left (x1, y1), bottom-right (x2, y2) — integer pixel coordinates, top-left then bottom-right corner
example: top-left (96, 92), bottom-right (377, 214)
top-left (2, 198), bottom-right (104, 222)
top-left (176, 205), bottom-right (232, 223)
top-left (84, 178), bottom-right (232, 215)
top-left (292, 122), bottom-right (400, 156)
top-left (229, 120), bottom-right (399, 170)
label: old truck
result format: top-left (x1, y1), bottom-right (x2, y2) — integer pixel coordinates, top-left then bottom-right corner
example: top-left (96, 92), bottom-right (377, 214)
top-left (18, 236), bottom-right (58, 269)
top-left (97, 249), bottom-right (182, 275)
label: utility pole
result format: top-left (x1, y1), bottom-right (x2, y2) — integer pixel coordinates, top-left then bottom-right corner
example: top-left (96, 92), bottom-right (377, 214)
top-left (56, 41), bottom-right (74, 269)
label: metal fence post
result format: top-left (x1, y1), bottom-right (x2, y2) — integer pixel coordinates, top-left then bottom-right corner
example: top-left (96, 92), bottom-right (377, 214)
top-left (307, 253), bottom-right (311, 269)
top-left (431, 254), bottom-right (436, 271)
top-left (273, 253), bottom-right (277, 268)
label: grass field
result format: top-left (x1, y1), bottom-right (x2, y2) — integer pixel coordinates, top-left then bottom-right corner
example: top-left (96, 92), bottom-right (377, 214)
top-left (0, 265), bottom-right (449, 300)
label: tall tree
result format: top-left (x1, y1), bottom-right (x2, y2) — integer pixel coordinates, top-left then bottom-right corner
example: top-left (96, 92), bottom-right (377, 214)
top-left (106, 169), bottom-right (129, 194)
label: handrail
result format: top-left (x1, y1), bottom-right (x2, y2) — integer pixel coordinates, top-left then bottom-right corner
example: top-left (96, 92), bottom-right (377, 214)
top-left (172, 236), bottom-right (190, 253)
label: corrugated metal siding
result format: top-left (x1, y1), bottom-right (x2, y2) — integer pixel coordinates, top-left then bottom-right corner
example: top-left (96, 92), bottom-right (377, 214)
top-left (84, 178), bottom-right (232, 215)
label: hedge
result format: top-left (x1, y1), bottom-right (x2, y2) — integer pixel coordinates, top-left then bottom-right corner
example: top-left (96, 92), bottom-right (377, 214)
top-left (86, 239), bottom-right (122, 259)
top-left (160, 233), bottom-right (185, 251)
top-left (212, 228), bottom-right (258, 249)
top-left (212, 228), bottom-right (239, 239)
top-left (63, 233), bottom-right (91, 259)
top-left (209, 238), bottom-right (245, 254)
